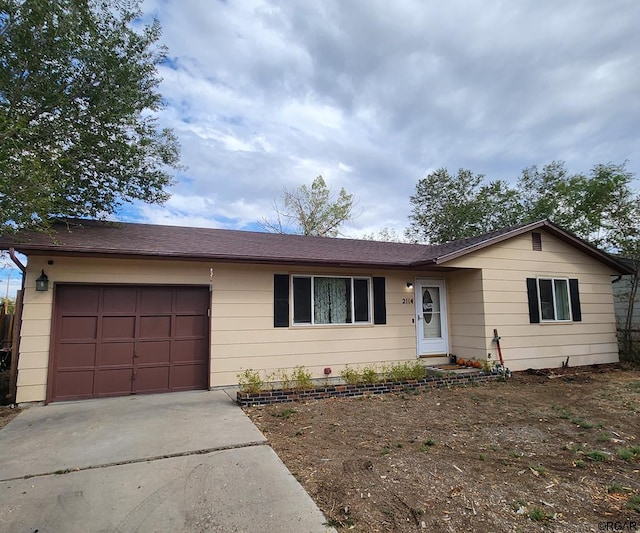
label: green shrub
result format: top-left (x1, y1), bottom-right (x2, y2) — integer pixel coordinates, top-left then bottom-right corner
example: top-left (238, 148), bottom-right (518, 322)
top-left (360, 365), bottom-right (379, 384)
top-left (384, 360), bottom-right (426, 381)
top-left (291, 366), bottom-right (313, 390)
top-left (237, 369), bottom-right (264, 394)
top-left (340, 366), bottom-right (361, 385)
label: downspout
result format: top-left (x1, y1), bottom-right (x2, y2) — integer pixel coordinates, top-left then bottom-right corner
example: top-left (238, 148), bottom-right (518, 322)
top-left (7, 248), bottom-right (26, 404)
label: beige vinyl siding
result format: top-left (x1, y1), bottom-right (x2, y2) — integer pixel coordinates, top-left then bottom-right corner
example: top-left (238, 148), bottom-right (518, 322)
top-left (445, 231), bottom-right (619, 370)
top-left (210, 264), bottom-right (417, 386)
top-left (16, 257), bottom-right (421, 402)
top-left (445, 269), bottom-right (486, 359)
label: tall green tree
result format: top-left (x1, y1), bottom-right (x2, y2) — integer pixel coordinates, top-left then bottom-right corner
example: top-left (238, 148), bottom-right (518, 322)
top-left (406, 168), bottom-right (522, 243)
top-left (0, 0), bottom-right (180, 233)
top-left (260, 175), bottom-right (355, 237)
top-left (407, 161), bottom-right (639, 252)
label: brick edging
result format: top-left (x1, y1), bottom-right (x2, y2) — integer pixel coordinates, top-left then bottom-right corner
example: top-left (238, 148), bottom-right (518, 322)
top-left (237, 372), bottom-right (501, 406)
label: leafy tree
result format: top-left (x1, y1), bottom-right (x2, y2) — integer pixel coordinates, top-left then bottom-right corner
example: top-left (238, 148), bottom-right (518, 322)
top-left (361, 227), bottom-right (407, 242)
top-left (260, 175), bottom-right (355, 237)
top-left (405, 168), bottom-right (522, 243)
top-left (0, 0), bottom-right (180, 234)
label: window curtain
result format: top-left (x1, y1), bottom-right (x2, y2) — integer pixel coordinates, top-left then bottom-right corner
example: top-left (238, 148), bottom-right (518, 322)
top-left (554, 279), bottom-right (570, 320)
top-left (314, 278), bottom-right (350, 324)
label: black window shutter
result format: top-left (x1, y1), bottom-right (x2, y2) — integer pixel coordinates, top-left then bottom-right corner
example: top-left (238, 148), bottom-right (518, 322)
top-left (273, 274), bottom-right (290, 327)
top-left (293, 277), bottom-right (312, 324)
top-left (569, 278), bottom-right (582, 322)
top-left (526, 278), bottom-right (540, 323)
top-left (373, 277), bottom-right (386, 325)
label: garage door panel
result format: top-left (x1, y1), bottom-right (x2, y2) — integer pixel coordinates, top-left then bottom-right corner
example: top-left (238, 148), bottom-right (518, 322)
top-left (173, 339), bottom-right (208, 363)
top-left (57, 344), bottom-right (97, 368)
top-left (99, 342), bottom-right (135, 367)
top-left (136, 340), bottom-right (171, 364)
top-left (52, 285), bottom-right (209, 402)
top-left (56, 370), bottom-right (95, 399)
top-left (135, 366), bottom-right (170, 393)
top-left (57, 287), bottom-right (99, 313)
top-left (170, 363), bottom-right (208, 390)
top-left (95, 369), bottom-right (134, 396)
top-left (60, 316), bottom-right (98, 341)
top-left (102, 316), bottom-right (136, 339)
top-left (176, 288), bottom-right (210, 313)
top-left (139, 316), bottom-right (171, 338)
top-left (139, 288), bottom-right (173, 313)
top-left (103, 288), bottom-right (138, 313)
top-left (175, 315), bottom-right (206, 337)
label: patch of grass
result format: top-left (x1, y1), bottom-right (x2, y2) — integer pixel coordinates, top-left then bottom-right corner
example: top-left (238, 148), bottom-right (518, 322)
top-left (419, 438), bottom-right (436, 451)
top-left (607, 482), bottom-right (629, 494)
top-left (272, 408), bottom-right (297, 420)
top-left (489, 444), bottom-right (499, 451)
top-left (479, 453), bottom-right (487, 461)
top-left (381, 447), bottom-right (392, 455)
top-left (627, 494), bottom-right (640, 513)
top-left (585, 450), bottom-right (607, 462)
top-left (509, 450), bottom-right (522, 458)
top-left (574, 459), bottom-right (585, 468)
top-left (570, 416), bottom-right (596, 429)
top-left (596, 432), bottom-right (612, 442)
top-left (529, 463), bottom-right (547, 476)
top-left (511, 497), bottom-right (526, 511)
top-left (616, 446), bottom-right (640, 462)
top-left (552, 405), bottom-right (572, 419)
top-left (528, 506), bottom-right (553, 522)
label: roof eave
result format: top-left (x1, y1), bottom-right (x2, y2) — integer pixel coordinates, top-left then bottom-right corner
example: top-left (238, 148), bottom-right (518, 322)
top-left (12, 245), bottom-right (423, 270)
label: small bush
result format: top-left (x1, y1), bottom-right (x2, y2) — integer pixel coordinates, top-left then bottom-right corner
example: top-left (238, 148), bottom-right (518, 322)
top-left (237, 369), bottom-right (263, 394)
top-left (360, 365), bottom-right (379, 384)
top-left (340, 366), bottom-right (361, 385)
top-left (384, 360), bottom-right (426, 381)
top-left (291, 366), bottom-right (313, 390)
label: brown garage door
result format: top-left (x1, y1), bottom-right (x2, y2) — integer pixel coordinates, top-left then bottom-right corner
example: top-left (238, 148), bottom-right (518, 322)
top-left (49, 285), bottom-right (210, 402)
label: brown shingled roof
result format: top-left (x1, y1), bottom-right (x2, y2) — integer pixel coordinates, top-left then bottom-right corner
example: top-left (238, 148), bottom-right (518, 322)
top-left (0, 218), bottom-right (631, 273)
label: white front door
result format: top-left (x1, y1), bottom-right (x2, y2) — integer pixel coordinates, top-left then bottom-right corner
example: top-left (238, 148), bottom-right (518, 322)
top-left (415, 279), bottom-right (449, 355)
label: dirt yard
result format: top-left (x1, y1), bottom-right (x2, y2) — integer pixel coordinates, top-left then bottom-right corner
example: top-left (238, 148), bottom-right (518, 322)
top-left (247, 367), bottom-right (640, 532)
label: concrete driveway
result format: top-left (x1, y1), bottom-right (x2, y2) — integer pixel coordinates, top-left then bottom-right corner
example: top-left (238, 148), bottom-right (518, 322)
top-left (0, 391), bottom-right (334, 532)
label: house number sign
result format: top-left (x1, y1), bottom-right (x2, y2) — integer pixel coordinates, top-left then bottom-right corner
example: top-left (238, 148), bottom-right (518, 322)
top-left (402, 298), bottom-right (414, 304)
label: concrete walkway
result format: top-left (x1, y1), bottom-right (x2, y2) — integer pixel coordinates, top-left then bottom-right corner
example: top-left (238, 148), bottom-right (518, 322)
top-left (0, 391), bottom-right (335, 532)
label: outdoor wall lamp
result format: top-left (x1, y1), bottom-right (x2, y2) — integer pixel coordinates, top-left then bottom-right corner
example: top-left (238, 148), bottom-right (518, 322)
top-left (35, 270), bottom-right (49, 292)
top-left (406, 282), bottom-right (413, 289)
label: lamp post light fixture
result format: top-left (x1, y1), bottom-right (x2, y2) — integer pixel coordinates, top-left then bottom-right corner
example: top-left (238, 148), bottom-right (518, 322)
top-left (35, 270), bottom-right (49, 292)
top-left (406, 282), bottom-right (414, 289)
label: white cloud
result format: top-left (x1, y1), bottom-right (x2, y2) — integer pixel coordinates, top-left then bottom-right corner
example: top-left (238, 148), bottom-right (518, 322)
top-left (132, 0), bottom-right (640, 232)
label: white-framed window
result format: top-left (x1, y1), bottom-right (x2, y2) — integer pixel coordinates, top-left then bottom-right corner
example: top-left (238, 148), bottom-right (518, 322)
top-left (538, 278), bottom-right (571, 321)
top-left (292, 275), bottom-right (371, 325)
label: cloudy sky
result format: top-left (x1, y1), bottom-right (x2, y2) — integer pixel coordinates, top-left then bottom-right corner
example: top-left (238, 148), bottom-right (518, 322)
top-left (1, 0), bottom-right (639, 296)
top-left (128, 0), bottom-right (639, 235)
